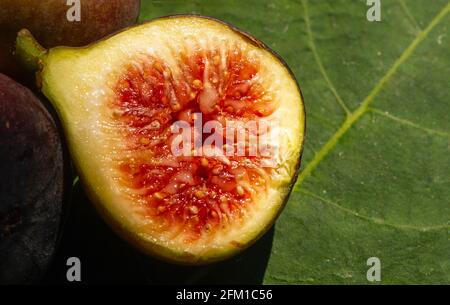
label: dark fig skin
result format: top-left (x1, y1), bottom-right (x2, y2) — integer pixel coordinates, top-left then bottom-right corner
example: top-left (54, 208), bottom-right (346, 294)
top-left (0, 73), bottom-right (67, 284)
top-left (0, 0), bottom-right (140, 85)
top-left (0, 0), bottom-right (141, 47)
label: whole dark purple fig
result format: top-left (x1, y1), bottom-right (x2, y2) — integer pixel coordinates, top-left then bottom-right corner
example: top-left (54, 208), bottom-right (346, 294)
top-left (0, 73), bottom-right (66, 283)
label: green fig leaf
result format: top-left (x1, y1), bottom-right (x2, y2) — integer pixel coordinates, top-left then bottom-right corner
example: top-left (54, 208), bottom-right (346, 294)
top-left (138, 0), bottom-right (450, 283)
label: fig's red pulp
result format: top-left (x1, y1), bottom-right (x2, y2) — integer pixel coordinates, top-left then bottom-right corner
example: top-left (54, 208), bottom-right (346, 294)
top-left (113, 46), bottom-right (277, 241)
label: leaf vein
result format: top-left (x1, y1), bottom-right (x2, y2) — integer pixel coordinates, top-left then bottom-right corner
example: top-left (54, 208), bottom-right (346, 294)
top-left (370, 108), bottom-right (450, 138)
top-left (300, 189), bottom-right (450, 232)
top-left (302, 0), bottom-right (350, 115)
top-left (296, 1), bottom-right (450, 187)
top-left (398, 0), bottom-right (423, 32)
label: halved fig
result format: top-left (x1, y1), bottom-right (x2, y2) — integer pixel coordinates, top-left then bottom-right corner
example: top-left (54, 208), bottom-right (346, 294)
top-left (16, 16), bottom-right (305, 264)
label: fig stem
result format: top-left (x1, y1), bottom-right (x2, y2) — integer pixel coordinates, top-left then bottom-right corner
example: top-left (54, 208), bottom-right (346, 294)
top-left (15, 29), bottom-right (48, 73)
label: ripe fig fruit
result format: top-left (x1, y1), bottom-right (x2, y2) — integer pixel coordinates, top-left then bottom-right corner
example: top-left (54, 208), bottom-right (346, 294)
top-left (0, 73), bottom-right (66, 283)
top-left (0, 0), bottom-right (140, 83)
top-left (17, 16), bottom-right (306, 264)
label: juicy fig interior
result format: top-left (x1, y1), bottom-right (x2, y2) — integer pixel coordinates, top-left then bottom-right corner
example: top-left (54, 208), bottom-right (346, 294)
top-left (25, 16), bottom-right (305, 263)
top-left (112, 44), bottom-right (276, 242)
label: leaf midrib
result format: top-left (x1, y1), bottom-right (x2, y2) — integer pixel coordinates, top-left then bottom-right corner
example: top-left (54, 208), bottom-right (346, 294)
top-left (296, 1), bottom-right (450, 189)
